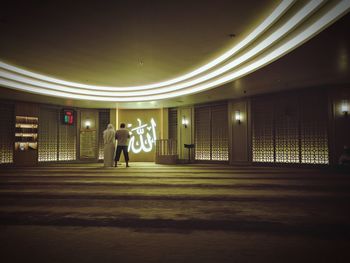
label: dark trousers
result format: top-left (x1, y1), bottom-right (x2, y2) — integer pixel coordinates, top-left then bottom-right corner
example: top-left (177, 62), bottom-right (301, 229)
top-left (115, 145), bottom-right (129, 162)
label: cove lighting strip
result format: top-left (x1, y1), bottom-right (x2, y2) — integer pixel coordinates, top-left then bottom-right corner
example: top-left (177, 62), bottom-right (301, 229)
top-left (0, 0), bottom-right (295, 91)
top-left (0, 0), bottom-right (349, 102)
top-left (0, 0), bottom-right (324, 97)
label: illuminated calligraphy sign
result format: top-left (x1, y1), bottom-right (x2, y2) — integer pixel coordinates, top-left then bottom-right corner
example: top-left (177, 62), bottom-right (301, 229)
top-left (127, 118), bottom-right (157, 154)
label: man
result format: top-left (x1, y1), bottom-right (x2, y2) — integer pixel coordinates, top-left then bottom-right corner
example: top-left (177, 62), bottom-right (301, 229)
top-left (115, 123), bottom-right (130, 167)
top-left (103, 124), bottom-right (116, 168)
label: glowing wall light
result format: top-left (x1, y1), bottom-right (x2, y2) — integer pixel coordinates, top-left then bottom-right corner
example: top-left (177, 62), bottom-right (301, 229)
top-left (341, 100), bottom-right (349, 116)
top-left (85, 120), bottom-right (91, 129)
top-left (235, 110), bottom-right (242, 124)
top-left (128, 118), bottom-right (157, 154)
top-left (182, 116), bottom-right (189, 128)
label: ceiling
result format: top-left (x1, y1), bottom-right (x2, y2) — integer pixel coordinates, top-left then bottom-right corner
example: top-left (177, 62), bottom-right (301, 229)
top-left (0, 0), bottom-right (349, 108)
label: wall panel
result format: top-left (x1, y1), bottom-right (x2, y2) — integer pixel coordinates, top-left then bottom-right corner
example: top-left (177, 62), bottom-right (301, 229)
top-left (59, 111), bottom-right (77, 161)
top-left (118, 109), bottom-right (160, 162)
top-left (195, 104), bottom-right (228, 161)
top-left (0, 103), bottom-right (14, 164)
top-left (168, 108), bottom-right (178, 141)
top-left (38, 108), bottom-right (58, 162)
top-left (251, 91), bottom-right (329, 164)
top-left (230, 100), bottom-right (249, 164)
top-left (300, 93), bottom-right (329, 164)
top-left (252, 99), bottom-right (274, 162)
top-left (98, 110), bottom-right (110, 160)
top-left (211, 105), bottom-right (228, 161)
top-left (274, 97), bottom-right (300, 163)
top-left (195, 107), bottom-right (211, 160)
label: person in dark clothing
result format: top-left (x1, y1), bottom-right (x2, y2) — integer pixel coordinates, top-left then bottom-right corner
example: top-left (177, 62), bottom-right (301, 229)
top-left (115, 123), bottom-right (130, 167)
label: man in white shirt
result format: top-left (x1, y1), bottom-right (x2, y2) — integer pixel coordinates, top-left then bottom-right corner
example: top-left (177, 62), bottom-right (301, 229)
top-left (115, 123), bottom-right (130, 167)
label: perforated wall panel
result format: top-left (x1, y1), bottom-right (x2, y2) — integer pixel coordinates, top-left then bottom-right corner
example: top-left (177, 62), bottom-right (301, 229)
top-left (38, 108), bottom-right (58, 162)
top-left (211, 105), bottom-right (229, 161)
top-left (195, 104), bottom-right (228, 161)
top-left (252, 99), bottom-right (274, 162)
top-left (300, 94), bottom-right (329, 164)
top-left (252, 92), bottom-right (329, 164)
top-left (0, 103), bottom-right (14, 164)
top-left (58, 111), bottom-right (76, 161)
top-left (275, 97), bottom-right (300, 163)
top-left (195, 107), bottom-right (211, 160)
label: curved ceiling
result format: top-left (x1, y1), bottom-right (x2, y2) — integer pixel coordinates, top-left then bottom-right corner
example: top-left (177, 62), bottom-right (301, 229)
top-left (0, 0), bottom-right (349, 106)
top-left (0, 0), bottom-right (278, 85)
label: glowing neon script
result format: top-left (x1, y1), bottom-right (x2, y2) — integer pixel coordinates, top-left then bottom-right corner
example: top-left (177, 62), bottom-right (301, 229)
top-left (128, 118), bottom-right (157, 154)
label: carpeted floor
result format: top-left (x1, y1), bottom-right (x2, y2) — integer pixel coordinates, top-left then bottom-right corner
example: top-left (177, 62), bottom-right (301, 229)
top-left (0, 163), bottom-right (349, 262)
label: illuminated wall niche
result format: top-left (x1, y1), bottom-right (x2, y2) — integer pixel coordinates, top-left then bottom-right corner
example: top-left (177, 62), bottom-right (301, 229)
top-left (118, 109), bottom-right (160, 162)
top-left (128, 118), bottom-right (156, 154)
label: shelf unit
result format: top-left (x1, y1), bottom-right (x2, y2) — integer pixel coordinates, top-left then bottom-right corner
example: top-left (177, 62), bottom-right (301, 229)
top-left (15, 116), bottom-right (38, 151)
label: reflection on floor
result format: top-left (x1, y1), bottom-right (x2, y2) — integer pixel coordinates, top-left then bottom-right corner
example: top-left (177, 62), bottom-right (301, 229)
top-left (0, 163), bottom-right (349, 263)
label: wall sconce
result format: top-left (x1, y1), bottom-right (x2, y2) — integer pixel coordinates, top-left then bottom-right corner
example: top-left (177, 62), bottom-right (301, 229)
top-left (182, 116), bottom-right (189, 128)
top-left (85, 120), bottom-right (91, 129)
top-left (235, 110), bottom-right (242, 124)
top-left (341, 100), bottom-right (349, 116)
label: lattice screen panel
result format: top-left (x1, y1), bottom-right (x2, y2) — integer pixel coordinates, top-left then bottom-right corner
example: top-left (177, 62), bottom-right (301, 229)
top-left (252, 92), bottom-right (329, 165)
top-left (0, 103), bottom-right (14, 164)
top-left (58, 111), bottom-right (76, 161)
top-left (211, 105), bottom-right (229, 161)
top-left (275, 98), bottom-right (300, 163)
top-left (252, 99), bottom-right (274, 162)
top-left (98, 110), bottom-right (110, 160)
top-left (168, 108), bottom-right (178, 141)
top-left (300, 94), bottom-right (329, 164)
top-left (195, 107), bottom-right (211, 160)
top-left (38, 108), bottom-right (58, 162)
top-left (195, 104), bottom-right (228, 161)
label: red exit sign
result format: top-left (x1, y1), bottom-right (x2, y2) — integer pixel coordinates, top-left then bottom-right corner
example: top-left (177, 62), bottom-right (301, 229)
top-left (63, 109), bottom-right (74, 125)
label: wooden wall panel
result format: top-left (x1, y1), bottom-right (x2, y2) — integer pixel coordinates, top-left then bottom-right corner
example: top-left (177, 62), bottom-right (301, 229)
top-left (168, 108), bottom-right (178, 141)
